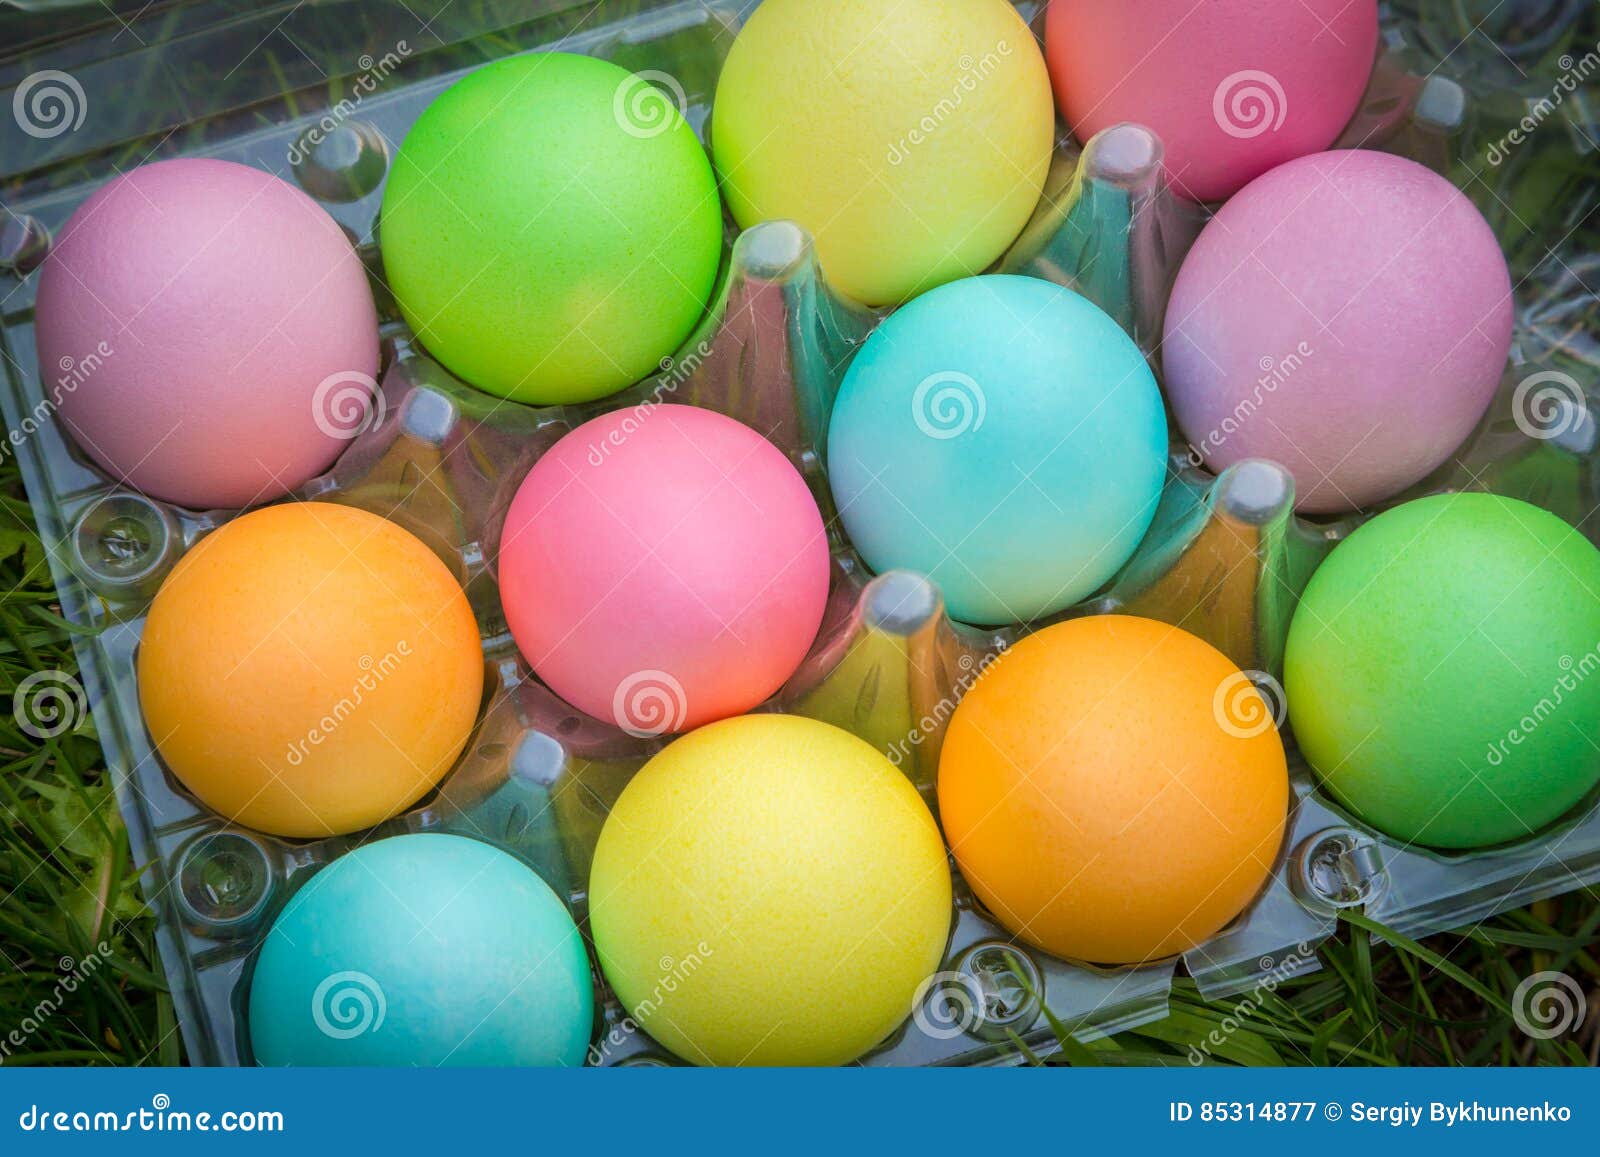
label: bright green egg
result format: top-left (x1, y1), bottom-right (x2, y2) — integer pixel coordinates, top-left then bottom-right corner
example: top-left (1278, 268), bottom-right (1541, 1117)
top-left (380, 52), bottom-right (723, 404)
top-left (1286, 492), bottom-right (1600, 849)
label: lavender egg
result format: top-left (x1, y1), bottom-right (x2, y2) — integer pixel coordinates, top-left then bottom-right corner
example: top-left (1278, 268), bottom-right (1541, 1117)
top-left (35, 158), bottom-right (380, 510)
top-left (1162, 150), bottom-right (1513, 513)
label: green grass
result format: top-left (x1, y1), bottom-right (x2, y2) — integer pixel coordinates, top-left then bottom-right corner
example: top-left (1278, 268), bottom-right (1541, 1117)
top-left (1, 0), bottom-right (1598, 1068)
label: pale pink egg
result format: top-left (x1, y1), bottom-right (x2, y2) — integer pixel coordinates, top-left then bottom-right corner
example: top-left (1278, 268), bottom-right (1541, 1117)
top-left (1046, 0), bottom-right (1378, 202)
top-left (1163, 150), bottom-right (1513, 513)
top-left (36, 158), bottom-right (379, 510)
top-left (497, 405), bottom-right (831, 734)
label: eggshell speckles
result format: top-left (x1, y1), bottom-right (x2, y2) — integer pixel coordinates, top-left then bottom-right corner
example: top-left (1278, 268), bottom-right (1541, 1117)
top-left (713, 0), bottom-right (1054, 305)
top-left (1287, 493), bottom-right (1600, 849)
top-left (250, 834), bottom-right (593, 1066)
top-left (1163, 150), bottom-right (1513, 513)
top-left (36, 158), bottom-right (379, 510)
top-left (498, 405), bottom-right (830, 734)
top-left (138, 502), bottom-right (483, 837)
top-left (1046, 0), bottom-right (1377, 201)
top-left (939, 616), bottom-right (1289, 965)
top-left (589, 715), bottom-right (951, 1066)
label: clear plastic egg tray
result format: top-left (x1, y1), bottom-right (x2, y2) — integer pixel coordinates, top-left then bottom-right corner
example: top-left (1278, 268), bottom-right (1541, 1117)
top-left (2, 0), bottom-right (1598, 1067)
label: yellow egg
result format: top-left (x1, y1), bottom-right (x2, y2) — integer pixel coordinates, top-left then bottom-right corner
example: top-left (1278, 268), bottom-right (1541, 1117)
top-left (712, 0), bottom-right (1055, 306)
top-left (589, 714), bottom-right (951, 1066)
top-left (138, 502), bottom-right (483, 838)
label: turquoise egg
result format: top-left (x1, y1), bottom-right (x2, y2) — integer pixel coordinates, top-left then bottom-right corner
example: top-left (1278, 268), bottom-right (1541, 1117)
top-left (827, 275), bottom-right (1168, 625)
top-left (249, 833), bottom-right (593, 1066)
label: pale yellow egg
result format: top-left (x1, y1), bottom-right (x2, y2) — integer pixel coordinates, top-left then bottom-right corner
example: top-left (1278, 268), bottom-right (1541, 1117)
top-left (589, 714), bottom-right (952, 1066)
top-left (712, 0), bottom-right (1055, 306)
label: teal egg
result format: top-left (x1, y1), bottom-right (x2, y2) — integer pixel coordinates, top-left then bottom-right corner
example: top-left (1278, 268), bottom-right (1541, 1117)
top-left (827, 275), bottom-right (1168, 625)
top-left (1286, 493), bottom-right (1600, 848)
top-left (249, 834), bottom-right (593, 1066)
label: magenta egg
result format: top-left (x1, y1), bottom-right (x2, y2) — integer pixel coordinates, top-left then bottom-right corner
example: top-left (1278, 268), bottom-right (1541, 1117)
top-left (497, 405), bottom-right (831, 735)
top-left (35, 158), bottom-right (379, 510)
top-left (1046, 0), bottom-right (1378, 202)
top-left (1162, 150), bottom-right (1513, 513)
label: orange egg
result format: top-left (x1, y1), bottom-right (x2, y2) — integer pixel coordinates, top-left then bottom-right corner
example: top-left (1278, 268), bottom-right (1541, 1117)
top-left (138, 502), bottom-right (484, 838)
top-left (938, 615), bottom-right (1288, 965)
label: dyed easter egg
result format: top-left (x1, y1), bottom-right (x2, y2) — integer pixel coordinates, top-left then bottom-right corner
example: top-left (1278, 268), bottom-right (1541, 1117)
top-left (828, 275), bottom-right (1167, 625)
top-left (1286, 493), bottom-right (1600, 849)
top-left (1046, 0), bottom-right (1378, 202)
top-left (381, 53), bottom-right (722, 404)
top-left (939, 616), bottom-right (1289, 964)
top-left (590, 715), bottom-right (951, 1066)
top-left (498, 405), bottom-right (829, 733)
top-left (250, 834), bottom-right (592, 1066)
top-left (1163, 151), bottom-right (1513, 513)
top-left (713, 0), bottom-right (1053, 305)
top-left (35, 158), bottom-right (379, 510)
top-left (139, 503), bottom-right (483, 837)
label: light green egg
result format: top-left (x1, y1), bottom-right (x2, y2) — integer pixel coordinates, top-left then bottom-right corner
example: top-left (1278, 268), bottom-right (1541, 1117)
top-left (380, 52), bottom-right (723, 404)
top-left (1286, 493), bottom-right (1600, 849)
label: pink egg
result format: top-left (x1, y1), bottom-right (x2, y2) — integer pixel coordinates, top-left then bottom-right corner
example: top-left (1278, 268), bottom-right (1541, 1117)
top-left (36, 158), bottom-right (379, 510)
top-left (497, 405), bottom-right (830, 734)
top-left (1045, 0), bottom-right (1378, 202)
top-left (1163, 150), bottom-right (1513, 513)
